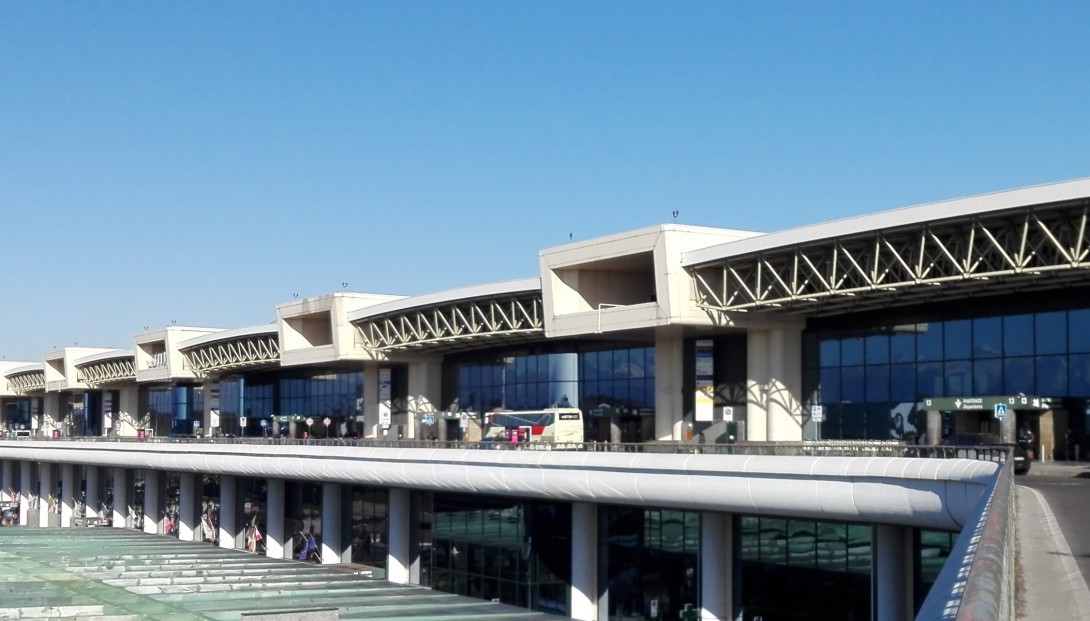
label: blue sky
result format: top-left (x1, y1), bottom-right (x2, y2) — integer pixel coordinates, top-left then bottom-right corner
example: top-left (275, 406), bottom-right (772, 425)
top-left (2, 2), bottom-right (1089, 361)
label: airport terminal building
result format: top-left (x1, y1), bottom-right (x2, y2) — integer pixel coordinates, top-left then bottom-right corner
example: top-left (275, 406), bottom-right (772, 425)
top-left (2, 178), bottom-right (1088, 620)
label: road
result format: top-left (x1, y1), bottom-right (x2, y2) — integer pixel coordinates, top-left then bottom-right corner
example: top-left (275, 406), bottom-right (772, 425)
top-left (1019, 474), bottom-right (1090, 591)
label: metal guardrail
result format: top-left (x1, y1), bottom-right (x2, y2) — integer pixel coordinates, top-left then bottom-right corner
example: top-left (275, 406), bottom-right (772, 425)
top-left (915, 454), bottom-right (1015, 620)
top-left (2, 435), bottom-right (1015, 462)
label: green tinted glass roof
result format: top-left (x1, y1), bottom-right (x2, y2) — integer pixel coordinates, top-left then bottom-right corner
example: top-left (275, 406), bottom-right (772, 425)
top-left (0, 528), bottom-right (560, 620)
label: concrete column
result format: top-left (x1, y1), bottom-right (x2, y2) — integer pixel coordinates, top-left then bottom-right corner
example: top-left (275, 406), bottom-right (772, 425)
top-left (321, 482), bottom-right (342, 564)
top-left (60, 463), bottom-right (75, 527)
top-left (202, 380), bottom-right (218, 438)
top-left (387, 487), bottom-right (411, 584)
top-left (654, 330), bottom-right (686, 441)
top-left (1000, 408), bottom-right (1017, 444)
top-left (407, 359), bottom-right (443, 440)
top-left (85, 466), bottom-right (100, 520)
top-left (746, 331), bottom-right (769, 442)
top-left (1, 460), bottom-right (14, 502)
top-left (874, 524), bottom-right (912, 621)
top-left (39, 462), bottom-right (54, 527)
top-left (926, 410), bottom-right (942, 446)
top-left (767, 328), bottom-right (803, 441)
top-left (19, 461), bottom-right (31, 526)
top-left (178, 472), bottom-right (198, 541)
top-left (112, 467), bottom-right (128, 528)
top-left (116, 385), bottom-right (140, 437)
top-left (144, 471), bottom-right (160, 534)
top-left (266, 478), bottom-right (286, 559)
top-left (571, 502), bottom-right (598, 621)
top-left (363, 364), bottom-right (381, 438)
top-left (44, 393), bottom-right (63, 437)
top-left (218, 475), bottom-right (237, 549)
top-left (700, 512), bottom-right (733, 621)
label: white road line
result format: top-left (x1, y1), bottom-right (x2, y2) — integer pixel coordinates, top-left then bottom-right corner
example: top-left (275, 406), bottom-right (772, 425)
top-left (1021, 485), bottom-right (1090, 612)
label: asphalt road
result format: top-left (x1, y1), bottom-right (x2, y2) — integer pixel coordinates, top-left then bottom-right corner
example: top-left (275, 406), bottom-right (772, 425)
top-left (1018, 475), bottom-right (1090, 591)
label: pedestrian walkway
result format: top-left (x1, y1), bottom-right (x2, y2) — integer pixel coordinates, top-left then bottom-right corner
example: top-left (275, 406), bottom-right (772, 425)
top-left (1016, 466), bottom-right (1090, 621)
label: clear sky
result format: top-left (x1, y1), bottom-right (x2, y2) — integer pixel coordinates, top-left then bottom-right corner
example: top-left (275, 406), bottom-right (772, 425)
top-left (2, 2), bottom-right (1089, 362)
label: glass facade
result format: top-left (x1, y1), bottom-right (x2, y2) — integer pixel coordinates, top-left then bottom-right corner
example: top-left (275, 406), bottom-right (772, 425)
top-left (915, 529), bottom-right (957, 612)
top-left (601, 506), bottom-right (699, 621)
top-left (142, 385), bottom-right (204, 437)
top-left (419, 492), bottom-right (572, 616)
top-left (805, 306), bottom-right (1090, 440)
top-left (218, 371), bottom-right (363, 438)
top-left (286, 481), bottom-right (323, 561)
top-left (348, 486), bottom-right (388, 569)
top-left (737, 516), bottom-right (872, 621)
top-left (447, 345), bottom-right (656, 442)
top-left (240, 478), bottom-right (268, 555)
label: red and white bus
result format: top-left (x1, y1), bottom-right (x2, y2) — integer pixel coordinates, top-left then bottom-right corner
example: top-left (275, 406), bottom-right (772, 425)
top-left (482, 408), bottom-right (584, 444)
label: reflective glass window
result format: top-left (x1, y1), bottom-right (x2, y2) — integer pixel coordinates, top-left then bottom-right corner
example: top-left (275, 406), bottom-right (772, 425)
top-left (867, 403), bottom-right (891, 440)
top-left (865, 365), bottom-right (890, 402)
top-left (841, 337), bottom-right (864, 366)
top-left (944, 360), bottom-right (972, 397)
top-left (917, 362), bottom-right (944, 398)
top-left (890, 364), bottom-right (916, 403)
top-left (972, 317), bottom-right (1001, 359)
top-left (917, 324), bottom-right (942, 362)
top-left (840, 403), bottom-right (866, 439)
top-left (841, 367), bottom-right (864, 403)
top-left (1070, 354), bottom-right (1090, 398)
top-left (1036, 312), bottom-right (1067, 356)
top-left (973, 359), bottom-right (1002, 395)
top-left (820, 338), bottom-right (840, 368)
top-left (890, 331), bottom-right (915, 364)
top-left (1070, 310), bottom-right (1090, 353)
top-left (1037, 356), bottom-right (1067, 396)
top-left (819, 367), bottom-right (841, 404)
top-left (1004, 357), bottom-right (1035, 395)
top-left (865, 334), bottom-right (889, 365)
top-left (944, 320), bottom-right (971, 360)
top-left (1003, 314), bottom-right (1034, 357)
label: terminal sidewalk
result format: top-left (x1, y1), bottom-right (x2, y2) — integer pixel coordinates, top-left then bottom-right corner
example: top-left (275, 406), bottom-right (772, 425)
top-left (1016, 460), bottom-right (1090, 620)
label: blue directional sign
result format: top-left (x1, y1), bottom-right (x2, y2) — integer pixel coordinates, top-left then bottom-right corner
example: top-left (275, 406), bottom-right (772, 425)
top-left (994, 403), bottom-right (1007, 420)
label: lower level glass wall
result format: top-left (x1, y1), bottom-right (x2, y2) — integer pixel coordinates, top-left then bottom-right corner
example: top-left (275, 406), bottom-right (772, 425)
top-left (736, 516), bottom-right (871, 621)
top-left (240, 478), bottom-right (268, 554)
top-left (348, 486), bottom-right (388, 571)
top-left (286, 481), bottom-right (323, 562)
top-left (418, 492), bottom-right (572, 616)
top-left (601, 506), bottom-right (699, 621)
top-left (161, 472), bottom-right (180, 537)
top-left (915, 529), bottom-right (957, 612)
top-left (199, 474), bottom-right (220, 545)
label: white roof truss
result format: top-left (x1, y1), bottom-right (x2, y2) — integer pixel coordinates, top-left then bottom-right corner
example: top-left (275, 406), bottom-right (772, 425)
top-left (690, 199), bottom-right (1090, 316)
top-left (77, 357), bottom-right (136, 387)
top-left (180, 333), bottom-right (281, 375)
top-left (7, 370), bottom-right (45, 394)
top-left (353, 292), bottom-right (545, 353)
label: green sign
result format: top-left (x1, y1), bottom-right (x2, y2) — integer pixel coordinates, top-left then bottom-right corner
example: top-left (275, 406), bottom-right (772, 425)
top-left (921, 395), bottom-right (1054, 412)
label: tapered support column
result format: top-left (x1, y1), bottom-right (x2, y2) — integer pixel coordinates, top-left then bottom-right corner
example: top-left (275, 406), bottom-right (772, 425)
top-left (112, 468), bottom-right (128, 528)
top-left (700, 512), bottom-right (733, 620)
top-left (219, 475), bottom-right (237, 549)
top-left (387, 488), bottom-right (411, 584)
top-left (571, 502), bottom-right (598, 621)
top-left (407, 359), bottom-right (443, 439)
top-left (363, 364), bottom-right (381, 438)
top-left (85, 466), bottom-right (100, 520)
top-left (144, 471), bottom-right (161, 534)
top-left (874, 524), bottom-right (912, 621)
top-left (321, 482), bottom-right (342, 564)
top-left (1, 460), bottom-right (14, 502)
top-left (746, 331), bottom-right (769, 442)
top-left (654, 331), bottom-right (686, 441)
top-left (178, 472), bottom-right (198, 541)
top-left (266, 478), bottom-right (285, 559)
top-left (39, 462), bottom-right (54, 527)
top-left (19, 461), bottom-right (31, 526)
top-left (60, 464), bottom-right (75, 527)
top-left (767, 328), bottom-right (803, 441)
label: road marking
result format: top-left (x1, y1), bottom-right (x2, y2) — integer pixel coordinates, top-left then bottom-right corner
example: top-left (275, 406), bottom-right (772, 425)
top-left (1022, 485), bottom-right (1090, 613)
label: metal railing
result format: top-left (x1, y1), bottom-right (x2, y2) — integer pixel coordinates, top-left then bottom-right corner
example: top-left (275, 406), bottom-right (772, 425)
top-left (2, 435), bottom-right (1015, 463)
top-left (915, 455), bottom-right (1016, 620)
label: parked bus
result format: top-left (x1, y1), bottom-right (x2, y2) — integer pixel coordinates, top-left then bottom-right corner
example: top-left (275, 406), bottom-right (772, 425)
top-left (482, 408), bottom-right (584, 444)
